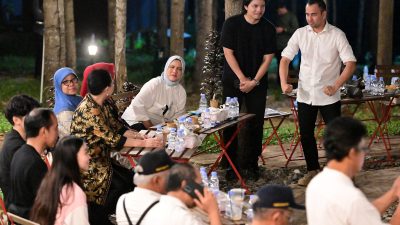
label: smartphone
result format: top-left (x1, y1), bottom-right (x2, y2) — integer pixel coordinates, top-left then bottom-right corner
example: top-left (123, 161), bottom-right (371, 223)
top-left (183, 179), bottom-right (204, 199)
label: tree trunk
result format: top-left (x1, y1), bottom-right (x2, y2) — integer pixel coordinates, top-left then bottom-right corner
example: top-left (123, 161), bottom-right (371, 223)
top-left (115, 0), bottom-right (127, 93)
top-left (332, 0), bottom-right (337, 25)
top-left (43, 0), bottom-right (62, 104)
top-left (377, 0), bottom-right (394, 65)
top-left (108, 0), bottom-right (116, 62)
top-left (194, 0), bottom-right (214, 91)
top-left (157, 0), bottom-right (169, 57)
top-left (225, 0), bottom-right (242, 19)
top-left (64, 0), bottom-right (76, 69)
top-left (57, 0), bottom-right (66, 66)
top-left (170, 0), bottom-right (185, 57)
top-left (356, 0), bottom-right (365, 59)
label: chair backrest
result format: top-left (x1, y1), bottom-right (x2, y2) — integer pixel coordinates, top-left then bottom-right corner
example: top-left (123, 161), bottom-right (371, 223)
top-left (374, 65), bottom-right (400, 82)
top-left (111, 91), bottom-right (137, 113)
top-left (7, 212), bottom-right (40, 225)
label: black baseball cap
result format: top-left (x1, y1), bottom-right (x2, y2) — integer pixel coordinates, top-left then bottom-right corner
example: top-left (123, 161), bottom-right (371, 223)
top-left (134, 150), bottom-right (175, 175)
top-left (253, 184), bottom-right (305, 210)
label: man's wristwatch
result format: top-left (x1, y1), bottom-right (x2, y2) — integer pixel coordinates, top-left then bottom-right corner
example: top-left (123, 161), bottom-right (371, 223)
top-left (252, 78), bottom-right (260, 86)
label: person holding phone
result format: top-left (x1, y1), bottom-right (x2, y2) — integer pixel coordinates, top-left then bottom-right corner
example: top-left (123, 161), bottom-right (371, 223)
top-left (116, 150), bottom-right (175, 225)
top-left (140, 163), bottom-right (222, 225)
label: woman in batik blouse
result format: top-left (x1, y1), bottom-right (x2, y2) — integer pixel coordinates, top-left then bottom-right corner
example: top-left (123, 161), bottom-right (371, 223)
top-left (70, 69), bottom-right (162, 225)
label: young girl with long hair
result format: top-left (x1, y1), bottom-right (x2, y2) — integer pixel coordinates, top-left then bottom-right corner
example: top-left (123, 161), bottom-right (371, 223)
top-left (30, 136), bottom-right (91, 225)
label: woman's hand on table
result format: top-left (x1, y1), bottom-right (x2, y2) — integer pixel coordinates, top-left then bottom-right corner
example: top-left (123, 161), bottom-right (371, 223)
top-left (143, 137), bottom-right (163, 148)
top-left (124, 130), bottom-right (146, 139)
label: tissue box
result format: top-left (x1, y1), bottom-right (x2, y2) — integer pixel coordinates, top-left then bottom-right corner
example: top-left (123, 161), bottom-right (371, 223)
top-left (209, 108), bottom-right (228, 122)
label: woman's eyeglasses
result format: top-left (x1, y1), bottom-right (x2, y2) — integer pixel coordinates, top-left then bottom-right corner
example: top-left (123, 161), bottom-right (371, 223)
top-left (62, 77), bottom-right (78, 86)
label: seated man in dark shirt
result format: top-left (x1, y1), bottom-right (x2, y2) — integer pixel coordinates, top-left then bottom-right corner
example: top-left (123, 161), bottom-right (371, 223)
top-left (8, 108), bottom-right (59, 219)
top-left (0, 95), bottom-right (40, 205)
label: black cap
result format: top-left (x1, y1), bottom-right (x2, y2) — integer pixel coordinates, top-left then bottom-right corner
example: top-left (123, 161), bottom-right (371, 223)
top-left (134, 150), bottom-right (175, 175)
top-left (253, 185), bottom-right (305, 210)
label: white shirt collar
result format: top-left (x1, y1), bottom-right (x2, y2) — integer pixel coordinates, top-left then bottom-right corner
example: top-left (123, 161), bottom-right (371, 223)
top-left (323, 167), bottom-right (354, 186)
top-left (306, 21), bottom-right (331, 33)
top-left (134, 187), bottom-right (162, 197)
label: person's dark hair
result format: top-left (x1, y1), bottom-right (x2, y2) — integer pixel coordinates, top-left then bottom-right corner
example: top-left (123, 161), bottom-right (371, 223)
top-left (30, 136), bottom-right (85, 225)
top-left (323, 117), bottom-right (367, 162)
top-left (4, 95), bottom-right (40, 125)
top-left (243, 0), bottom-right (266, 9)
top-left (24, 108), bottom-right (55, 138)
top-left (307, 0), bottom-right (327, 12)
top-left (166, 163), bottom-right (197, 192)
top-left (87, 69), bottom-right (112, 95)
top-left (277, 0), bottom-right (287, 9)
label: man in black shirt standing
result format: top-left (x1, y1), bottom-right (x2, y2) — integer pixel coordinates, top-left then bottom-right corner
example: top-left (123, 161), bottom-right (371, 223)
top-left (0, 95), bottom-right (40, 205)
top-left (221, 0), bottom-right (276, 180)
top-left (8, 108), bottom-right (59, 219)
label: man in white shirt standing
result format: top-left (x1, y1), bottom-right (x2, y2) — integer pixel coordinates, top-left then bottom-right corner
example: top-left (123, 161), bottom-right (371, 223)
top-left (306, 117), bottom-right (400, 225)
top-left (116, 150), bottom-right (175, 225)
top-left (141, 163), bottom-right (222, 225)
top-left (279, 0), bottom-right (356, 186)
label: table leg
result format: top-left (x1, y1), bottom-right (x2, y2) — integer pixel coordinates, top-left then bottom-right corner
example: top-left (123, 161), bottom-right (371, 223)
top-left (367, 101), bottom-right (392, 160)
top-left (260, 117), bottom-right (288, 164)
top-left (207, 126), bottom-right (249, 193)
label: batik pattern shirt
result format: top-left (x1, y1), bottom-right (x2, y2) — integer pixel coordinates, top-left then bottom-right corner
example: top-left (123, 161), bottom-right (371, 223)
top-left (71, 94), bottom-right (127, 205)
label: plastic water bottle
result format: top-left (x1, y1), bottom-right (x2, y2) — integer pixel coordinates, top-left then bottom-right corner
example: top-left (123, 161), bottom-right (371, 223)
top-left (200, 170), bottom-right (209, 187)
top-left (199, 93), bottom-right (208, 113)
top-left (167, 128), bottom-right (177, 152)
top-left (184, 117), bottom-right (194, 134)
top-left (209, 171), bottom-right (220, 194)
top-left (351, 75), bottom-right (358, 84)
top-left (175, 128), bottom-right (185, 152)
top-left (225, 97), bottom-right (231, 107)
top-left (363, 65), bottom-right (369, 82)
top-left (178, 117), bottom-right (186, 131)
top-left (364, 75), bottom-right (371, 93)
top-left (228, 98), bottom-right (235, 119)
top-left (200, 166), bottom-right (207, 174)
top-left (370, 75), bottom-right (377, 95)
top-left (155, 125), bottom-right (164, 144)
top-left (378, 77), bottom-right (385, 95)
top-left (246, 195), bottom-right (257, 221)
top-left (202, 108), bottom-right (212, 129)
top-left (233, 97), bottom-right (239, 117)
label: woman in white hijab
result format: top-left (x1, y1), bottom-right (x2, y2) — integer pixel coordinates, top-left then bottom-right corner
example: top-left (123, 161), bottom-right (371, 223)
top-left (122, 55), bottom-right (187, 131)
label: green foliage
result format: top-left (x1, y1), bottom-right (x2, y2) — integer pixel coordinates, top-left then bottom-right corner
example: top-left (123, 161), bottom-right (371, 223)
top-left (0, 56), bottom-right (35, 74)
top-left (0, 114), bottom-right (12, 134)
top-left (0, 77), bottom-right (41, 111)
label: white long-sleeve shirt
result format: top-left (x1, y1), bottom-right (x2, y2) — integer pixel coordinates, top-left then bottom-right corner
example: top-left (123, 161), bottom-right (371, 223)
top-left (122, 77), bottom-right (186, 126)
top-left (282, 22), bottom-right (356, 106)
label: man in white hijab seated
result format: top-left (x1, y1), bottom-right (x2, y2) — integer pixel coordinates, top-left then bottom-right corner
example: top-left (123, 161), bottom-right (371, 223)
top-left (122, 55), bottom-right (187, 131)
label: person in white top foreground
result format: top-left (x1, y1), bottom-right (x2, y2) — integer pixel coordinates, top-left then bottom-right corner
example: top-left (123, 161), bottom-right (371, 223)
top-left (116, 149), bottom-right (175, 225)
top-left (306, 117), bottom-right (400, 225)
top-left (122, 55), bottom-right (186, 131)
top-left (251, 184), bottom-right (304, 225)
top-left (279, 0), bottom-right (357, 186)
top-left (141, 163), bottom-right (222, 225)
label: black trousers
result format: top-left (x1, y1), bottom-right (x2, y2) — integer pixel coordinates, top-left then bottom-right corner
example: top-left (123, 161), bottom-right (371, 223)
top-left (88, 162), bottom-right (135, 225)
top-left (297, 101), bottom-right (341, 171)
top-left (222, 81), bottom-right (267, 170)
